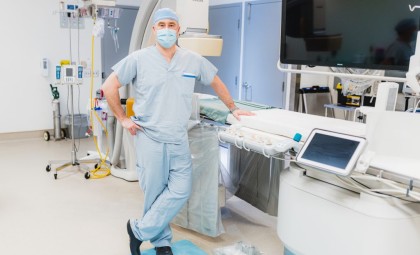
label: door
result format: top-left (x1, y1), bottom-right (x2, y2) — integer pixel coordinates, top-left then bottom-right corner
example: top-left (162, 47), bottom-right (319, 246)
top-left (195, 4), bottom-right (242, 99)
top-left (242, 0), bottom-right (285, 108)
top-left (102, 7), bottom-right (138, 81)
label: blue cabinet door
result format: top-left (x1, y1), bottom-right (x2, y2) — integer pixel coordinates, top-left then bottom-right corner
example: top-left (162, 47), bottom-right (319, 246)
top-left (101, 7), bottom-right (138, 81)
top-left (242, 0), bottom-right (285, 108)
top-left (195, 4), bottom-right (242, 99)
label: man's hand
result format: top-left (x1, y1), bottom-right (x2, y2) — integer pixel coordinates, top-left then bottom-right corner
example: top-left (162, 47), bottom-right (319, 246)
top-left (210, 76), bottom-right (256, 121)
top-left (121, 118), bottom-right (142, 135)
top-left (232, 109), bottom-right (255, 121)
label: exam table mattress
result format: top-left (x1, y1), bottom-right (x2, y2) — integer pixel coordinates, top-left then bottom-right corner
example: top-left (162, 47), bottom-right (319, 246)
top-left (199, 97), bottom-right (273, 124)
top-left (226, 108), bottom-right (366, 141)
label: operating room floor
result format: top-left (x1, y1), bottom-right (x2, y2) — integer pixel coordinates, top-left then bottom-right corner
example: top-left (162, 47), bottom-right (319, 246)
top-left (0, 136), bottom-right (283, 255)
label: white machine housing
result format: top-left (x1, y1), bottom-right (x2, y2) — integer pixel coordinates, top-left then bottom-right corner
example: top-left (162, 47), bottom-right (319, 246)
top-left (176, 0), bottom-right (223, 56)
top-left (223, 109), bottom-right (420, 255)
top-left (278, 166), bottom-right (420, 255)
top-left (356, 82), bottom-right (399, 118)
top-left (405, 30), bottom-right (420, 96)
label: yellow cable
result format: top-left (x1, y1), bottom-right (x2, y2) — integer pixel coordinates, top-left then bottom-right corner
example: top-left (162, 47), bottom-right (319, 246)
top-left (90, 111), bottom-right (110, 179)
top-left (88, 31), bottom-right (111, 179)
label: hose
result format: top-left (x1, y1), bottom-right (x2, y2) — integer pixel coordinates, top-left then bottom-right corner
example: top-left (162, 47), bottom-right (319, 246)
top-left (88, 29), bottom-right (111, 179)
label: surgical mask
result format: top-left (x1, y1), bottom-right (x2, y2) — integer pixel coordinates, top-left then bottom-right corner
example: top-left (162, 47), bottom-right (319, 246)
top-left (156, 29), bottom-right (177, 49)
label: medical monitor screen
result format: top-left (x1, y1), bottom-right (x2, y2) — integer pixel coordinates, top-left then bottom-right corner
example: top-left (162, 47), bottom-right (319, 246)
top-left (280, 0), bottom-right (420, 71)
top-left (300, 133), bottom-right (360, 170)
top-left (66, 68), bottom-right (73, 77)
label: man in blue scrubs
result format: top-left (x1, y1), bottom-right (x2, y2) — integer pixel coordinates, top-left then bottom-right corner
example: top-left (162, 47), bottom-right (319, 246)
top-left (102, 8), bottom-right (253, 255)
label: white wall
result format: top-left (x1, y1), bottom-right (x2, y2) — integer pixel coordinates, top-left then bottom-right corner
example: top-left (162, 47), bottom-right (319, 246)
top-left (0, 1), bottom-right (103, 134)
top-left (117, 0), bottom-right (141, 7)
top-left (0, 0), bottom-right (257, 135)
top-left (122, 0), bottom-right (254, 7)
top-left (120, 0), bottom-right (245, 8)
top-left (210, 0), bottom-right (259, 6)
top-left (210, 0), bottom-right (243, 5)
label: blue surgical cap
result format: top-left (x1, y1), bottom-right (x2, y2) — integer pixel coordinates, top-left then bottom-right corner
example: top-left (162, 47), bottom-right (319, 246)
top-left (153, 8), bottom-right (179, 24)
top-left (395, 18), bottom-right (417, 33)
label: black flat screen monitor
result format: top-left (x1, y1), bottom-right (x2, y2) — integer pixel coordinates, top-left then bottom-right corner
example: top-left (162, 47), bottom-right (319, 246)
top-left (280, 0), bottom-right (420, 71)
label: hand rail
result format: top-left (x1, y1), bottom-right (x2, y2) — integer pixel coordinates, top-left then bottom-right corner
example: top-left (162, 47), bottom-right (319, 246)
top-left (276, 60), bottom-right (407, 83)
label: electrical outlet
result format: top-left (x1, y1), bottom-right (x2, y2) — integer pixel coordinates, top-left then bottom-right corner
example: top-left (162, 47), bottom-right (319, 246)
top-left (60, 13), bottom-right (85, 29)
top-left (83, 70), bottom-right (91, 77)
top-left (83, 70), bottom-right (100, 78)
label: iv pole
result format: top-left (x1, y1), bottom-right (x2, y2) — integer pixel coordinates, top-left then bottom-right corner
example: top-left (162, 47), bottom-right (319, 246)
top-left (46, 82), bottom-right (98, 180)
top-left (45, 10), bottom-right (98, 180)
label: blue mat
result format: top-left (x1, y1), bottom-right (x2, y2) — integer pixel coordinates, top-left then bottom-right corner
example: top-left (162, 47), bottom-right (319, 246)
top-left (142, 240), bottom-right (208, 255)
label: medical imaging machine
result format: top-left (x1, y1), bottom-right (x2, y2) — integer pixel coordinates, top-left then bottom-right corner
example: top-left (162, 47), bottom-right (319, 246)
top-left (218, 1), bottom-right (420, 255)
top-left (218, 107), bottom-right (420, 255)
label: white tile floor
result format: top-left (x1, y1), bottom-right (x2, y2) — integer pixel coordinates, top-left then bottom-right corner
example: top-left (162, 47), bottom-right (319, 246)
top-left (0, 136), bottom-right (283, 255)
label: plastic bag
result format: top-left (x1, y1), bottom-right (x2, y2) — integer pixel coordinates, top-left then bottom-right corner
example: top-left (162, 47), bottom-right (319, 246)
top-left (173, 124), bottom-right (225, 237)
top-left (92, 18), bottom-right (105, 38)
top-left (221, 145), bottom-right (283, 216)
top-left (213, 241), bottom-right (262, 255)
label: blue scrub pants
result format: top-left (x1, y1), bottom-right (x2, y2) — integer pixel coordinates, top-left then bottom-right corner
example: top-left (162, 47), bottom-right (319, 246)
top-left (130, 131), bottom-right (192, 248)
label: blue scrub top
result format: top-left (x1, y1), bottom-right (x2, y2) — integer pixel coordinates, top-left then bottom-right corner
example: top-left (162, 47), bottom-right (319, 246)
top-left (112, 45), bottom-right (218, 144)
